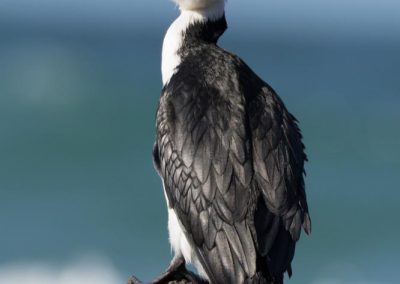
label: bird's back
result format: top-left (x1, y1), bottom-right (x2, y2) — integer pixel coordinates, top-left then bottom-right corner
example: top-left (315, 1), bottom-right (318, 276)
top-left (156, 4), bottom-right (310, 283)
top-left (156, 42), bottom-right (309, 284)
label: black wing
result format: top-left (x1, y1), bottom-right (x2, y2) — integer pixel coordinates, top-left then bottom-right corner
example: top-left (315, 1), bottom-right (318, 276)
top-left (247, 82), bottom-right (311, 278)
top-left (248, 85), bottom-right (311, 240)
top-left (156, 74), bottom-right (258, 283)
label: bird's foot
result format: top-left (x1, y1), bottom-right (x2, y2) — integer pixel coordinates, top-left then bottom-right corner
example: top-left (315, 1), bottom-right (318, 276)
top-left (128, 275), bottom-right (144, 284)
top-left (128, 255), bottom-right (207, 284)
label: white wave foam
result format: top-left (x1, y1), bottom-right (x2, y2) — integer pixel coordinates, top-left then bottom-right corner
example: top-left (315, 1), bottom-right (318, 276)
top-left (0, 256), bottom-right (124, 284)
top-left (0, 257), bottom-right (394, 284)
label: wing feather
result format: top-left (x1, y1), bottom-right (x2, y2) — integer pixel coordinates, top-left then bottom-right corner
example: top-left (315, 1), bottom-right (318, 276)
top-left (248, 86), bottom-right (311, 242)
top-left (157, 81), bottom-right (257, 283)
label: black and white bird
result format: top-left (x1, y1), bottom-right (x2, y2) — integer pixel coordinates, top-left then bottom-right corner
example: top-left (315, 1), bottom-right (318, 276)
top-left (149, 0), bottom-right (311, 283)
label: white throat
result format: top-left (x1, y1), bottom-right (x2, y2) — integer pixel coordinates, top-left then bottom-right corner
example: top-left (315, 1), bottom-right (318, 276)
top-left (161, 2), bottom-right (225, 85)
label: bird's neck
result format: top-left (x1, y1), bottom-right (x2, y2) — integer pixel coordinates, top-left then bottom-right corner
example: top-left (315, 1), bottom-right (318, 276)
top-left (161, 4), bottom-right (227, 85)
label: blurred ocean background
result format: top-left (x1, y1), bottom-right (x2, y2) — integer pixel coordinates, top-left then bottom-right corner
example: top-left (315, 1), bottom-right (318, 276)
top-left (0, 0), bottom-right (399, 283)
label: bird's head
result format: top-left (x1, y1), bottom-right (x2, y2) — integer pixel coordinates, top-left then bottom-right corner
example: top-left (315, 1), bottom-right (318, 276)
top-left (173, 0), bottom-right (225, 12)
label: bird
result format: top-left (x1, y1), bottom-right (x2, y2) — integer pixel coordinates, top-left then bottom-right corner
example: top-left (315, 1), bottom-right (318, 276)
top-left (145, 0), bottom-right (311, 283)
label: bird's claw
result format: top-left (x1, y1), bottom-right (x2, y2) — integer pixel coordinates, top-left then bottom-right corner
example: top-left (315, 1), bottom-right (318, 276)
top-left (127, 255), bottom-right (207, 284)
top-left (127, 275), bottom-right (143, 284)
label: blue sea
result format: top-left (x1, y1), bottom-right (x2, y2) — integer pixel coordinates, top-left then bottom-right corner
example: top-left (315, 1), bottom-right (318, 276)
top-left (0, 9), bottom-right (399, 283)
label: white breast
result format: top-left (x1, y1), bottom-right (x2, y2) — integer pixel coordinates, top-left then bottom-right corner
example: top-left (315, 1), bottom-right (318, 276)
top-left (167, 207), bottom-right (193, 262)
top-left (163, 184), bottom-right (208, 279)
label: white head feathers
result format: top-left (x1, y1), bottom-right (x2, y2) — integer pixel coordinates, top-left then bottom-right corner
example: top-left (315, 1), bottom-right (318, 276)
top-left (172, 0), bottom-right (225, 21)
top-left (173, 0), bottom-right (225, 12)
